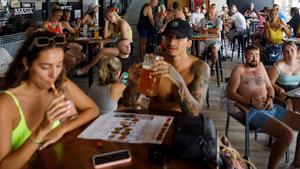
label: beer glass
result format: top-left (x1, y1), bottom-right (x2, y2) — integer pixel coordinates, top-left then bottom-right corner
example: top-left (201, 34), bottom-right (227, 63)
top-left (202, 24), bottom-right (209, 34)
top-left (94, 27), bottom-right (99, 39)
top-left (74, 28), bottom-right (79, 40)
top-left (94, 31), bottom-right (99, 39)
top-left (138, 54), bottom-right (163, 96)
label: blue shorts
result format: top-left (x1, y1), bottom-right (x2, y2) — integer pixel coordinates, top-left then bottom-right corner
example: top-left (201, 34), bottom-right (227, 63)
top-left (249, 104), bottom-right (288, 131)
top-left (137, 29), bottom-right (152, 38)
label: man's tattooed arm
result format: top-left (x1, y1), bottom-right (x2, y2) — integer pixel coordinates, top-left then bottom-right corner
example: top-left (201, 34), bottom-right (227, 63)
top-left (176, 60), bottom-right (210, 116)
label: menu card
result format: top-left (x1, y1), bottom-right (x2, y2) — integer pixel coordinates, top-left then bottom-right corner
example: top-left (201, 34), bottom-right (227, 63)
top-left (78, 112), bottom-right (173, 144)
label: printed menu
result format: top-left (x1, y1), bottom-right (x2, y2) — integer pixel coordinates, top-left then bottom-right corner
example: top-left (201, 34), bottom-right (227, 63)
top-left (78, 112), bottom-right (173, 144)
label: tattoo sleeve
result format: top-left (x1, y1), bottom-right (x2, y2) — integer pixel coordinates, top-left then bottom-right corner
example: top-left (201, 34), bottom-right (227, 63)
top-left (177, 60), bottom-right (210, 116)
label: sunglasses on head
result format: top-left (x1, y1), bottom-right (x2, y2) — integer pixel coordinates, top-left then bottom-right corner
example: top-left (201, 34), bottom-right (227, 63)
top-left (28, 35), bottom-right (66, 51)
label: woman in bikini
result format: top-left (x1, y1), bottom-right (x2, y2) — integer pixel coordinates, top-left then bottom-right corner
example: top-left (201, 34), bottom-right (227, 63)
top-left (0, 31), bottom-right (99, 169)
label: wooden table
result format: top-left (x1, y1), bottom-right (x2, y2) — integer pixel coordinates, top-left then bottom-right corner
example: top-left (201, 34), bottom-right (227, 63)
top-left (191, 33), bottom-right (223, 86)
top-left (284, 87), bottom-right (300, 111)
top-left (191, 33), bottom-right (219, 58)
top-left (70, 37), bottom-right (102, 86)
top-left (25, 114), bottom-right (208, 169)
top-left (192, 33), bottom-right (219, 41)
top-left (285, 87), bottom-right (300, 98)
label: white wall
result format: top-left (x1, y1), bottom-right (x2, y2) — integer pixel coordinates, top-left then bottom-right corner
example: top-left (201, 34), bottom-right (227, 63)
top-left (210, 0), bottom-right (227, 14)
top-left (82, 0), bottom-right (96, 14)
top-left (82, 0), bottom-right (99, 24)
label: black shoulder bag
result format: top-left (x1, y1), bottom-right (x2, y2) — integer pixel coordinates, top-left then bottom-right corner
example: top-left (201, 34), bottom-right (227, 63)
top-left (172, 115), bottom-right (218, 167)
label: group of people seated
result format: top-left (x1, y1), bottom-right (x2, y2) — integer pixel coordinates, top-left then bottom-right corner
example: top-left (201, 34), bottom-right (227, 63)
top-left (149, 2), bottom-right (222, 75)
top-left (222, 3), bottom-right (297, 66)
top-left (1, 1), bottom-right (300, 169)
top-left (0, 1), bottom-right (212, 168)
top-left (227, 42), bottom-right (300, 169)
top-left (148, 2), bottom-right (298, 76)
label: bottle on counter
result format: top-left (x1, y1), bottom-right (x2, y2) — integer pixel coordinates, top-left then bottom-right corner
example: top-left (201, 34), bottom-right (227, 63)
top-left (83, 24), bottom-right (88, 37)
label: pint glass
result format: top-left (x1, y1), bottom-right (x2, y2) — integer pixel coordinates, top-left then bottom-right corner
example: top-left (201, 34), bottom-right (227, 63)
top-left (94, 31), bottom-right (99, 39)
top-left (74, 28), bottom-right (79, 40)
top-left (138, 54), bottom-right (162, 96)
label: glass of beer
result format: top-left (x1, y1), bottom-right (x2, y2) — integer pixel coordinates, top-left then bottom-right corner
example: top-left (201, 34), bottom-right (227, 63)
top-left (138, 54), bottom-right (163, 97)
top-left (94, 27), bottom-right (99, 39)
top-left (202, 24), bottom-right (209, 34)
top-left (74, 28), bottom-right (79, 40)
top-left (94, 31), bottom-right (99, 39)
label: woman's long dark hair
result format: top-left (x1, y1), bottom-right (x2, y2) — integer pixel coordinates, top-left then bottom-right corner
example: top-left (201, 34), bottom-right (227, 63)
top-left (1, 31), bottom-right (66, 90)
top-left (87, 10), bottom-right (96, 18)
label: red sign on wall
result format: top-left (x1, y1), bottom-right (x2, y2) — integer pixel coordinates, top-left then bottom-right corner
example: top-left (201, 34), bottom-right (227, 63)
top-left (194, 0), bottom-right (203, 7)
top-left (192, 0), bottom-right (203, 10)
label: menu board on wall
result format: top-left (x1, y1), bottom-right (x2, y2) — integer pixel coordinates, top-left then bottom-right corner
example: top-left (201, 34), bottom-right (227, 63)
top-left (35, 0), bottom-right (42, 10)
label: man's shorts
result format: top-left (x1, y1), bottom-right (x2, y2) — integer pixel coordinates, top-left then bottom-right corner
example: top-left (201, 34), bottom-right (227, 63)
top-left (137, 29), bottom-right (152, 38)
top-left (249, 104), bottom-right (289, 131)
top-left (197, 40), bottom-right (221, 57)
top-left (225, 29), bottom-right (247, 41)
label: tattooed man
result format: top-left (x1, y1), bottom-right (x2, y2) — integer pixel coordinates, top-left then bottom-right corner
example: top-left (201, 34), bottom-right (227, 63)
top-left (227, 45), bottom-right (300, 169)
top-left (123, 19), bottom-right (210, 116)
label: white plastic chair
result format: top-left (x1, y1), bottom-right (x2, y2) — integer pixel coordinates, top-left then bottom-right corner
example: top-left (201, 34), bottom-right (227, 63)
top-left (0, 48), bottom-right (13, 78)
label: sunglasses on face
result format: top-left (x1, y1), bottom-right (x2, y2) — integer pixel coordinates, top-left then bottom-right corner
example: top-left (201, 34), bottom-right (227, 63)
top-left (28, 35), bottom-right (66, 51)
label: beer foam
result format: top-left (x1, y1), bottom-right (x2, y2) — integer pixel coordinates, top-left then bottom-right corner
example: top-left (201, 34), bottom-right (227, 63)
top-left (142, 65), bottom-right (151, 69)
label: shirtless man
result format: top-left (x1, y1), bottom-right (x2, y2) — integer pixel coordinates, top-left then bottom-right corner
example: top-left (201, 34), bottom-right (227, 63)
top-left (227, 45), bottom-right (300, 169)
top-left (123, 19), bottom-right (210, 116)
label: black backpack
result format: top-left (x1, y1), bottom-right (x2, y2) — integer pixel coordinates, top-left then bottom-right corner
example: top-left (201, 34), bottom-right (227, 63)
top-left (172, 115), bottom-right (218, 168)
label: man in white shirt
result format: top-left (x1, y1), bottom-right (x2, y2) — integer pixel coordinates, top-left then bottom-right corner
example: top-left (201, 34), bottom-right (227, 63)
top-left (190, 5), bottom-right (204, 29)
top-left (225, 5), bottom-right (247, 41)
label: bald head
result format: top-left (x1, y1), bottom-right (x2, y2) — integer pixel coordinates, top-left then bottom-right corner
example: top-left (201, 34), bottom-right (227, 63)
top-left (118, 39), bottom-right (131, 55)
top-left (149, 0), bottom-right (158, 7)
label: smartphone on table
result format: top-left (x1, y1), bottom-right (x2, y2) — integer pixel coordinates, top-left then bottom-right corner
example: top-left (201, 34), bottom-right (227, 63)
top-left (92, 149), bottom-right (132, 168)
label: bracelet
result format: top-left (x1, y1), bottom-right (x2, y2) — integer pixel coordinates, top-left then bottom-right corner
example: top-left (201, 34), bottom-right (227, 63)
top-left (30, 136), bottom-right (43, 147)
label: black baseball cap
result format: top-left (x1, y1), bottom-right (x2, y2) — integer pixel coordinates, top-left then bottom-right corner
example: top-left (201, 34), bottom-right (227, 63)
top-left (162, 19), bottom-right (193, 39)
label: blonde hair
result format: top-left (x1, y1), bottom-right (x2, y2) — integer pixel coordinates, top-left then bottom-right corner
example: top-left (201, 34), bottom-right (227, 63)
top-left (107, 11), bottom-right (124, 38)
top-left (107, 11), bottom-right (122, 20)
top-left (98, 56), bottom-right (122, 85)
